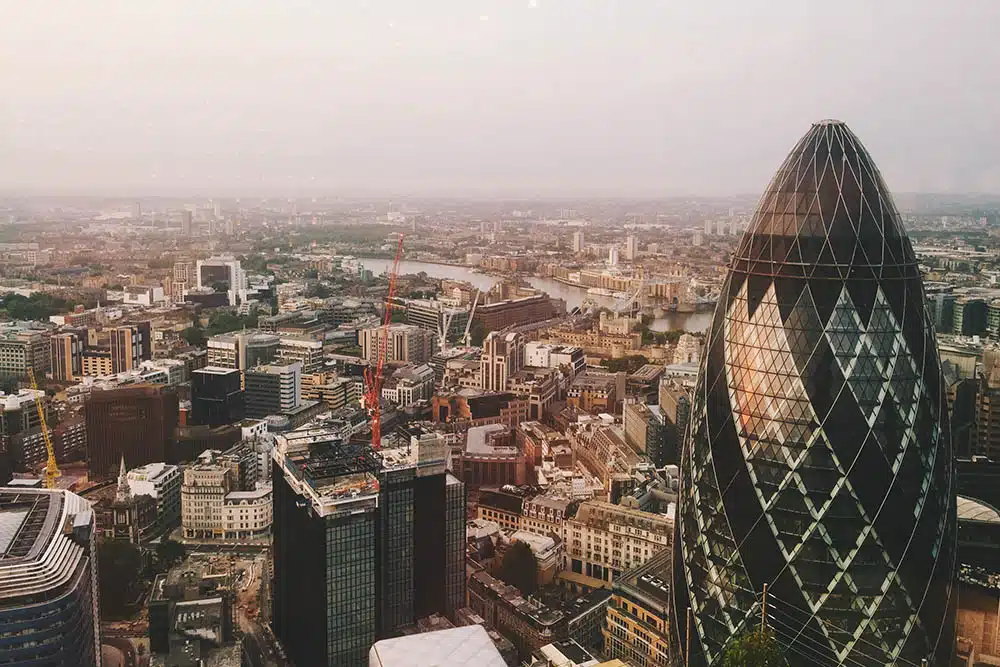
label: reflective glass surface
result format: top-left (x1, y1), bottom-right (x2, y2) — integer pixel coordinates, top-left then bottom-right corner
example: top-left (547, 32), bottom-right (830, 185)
top-left (674, 121), bottom-right (957, 667)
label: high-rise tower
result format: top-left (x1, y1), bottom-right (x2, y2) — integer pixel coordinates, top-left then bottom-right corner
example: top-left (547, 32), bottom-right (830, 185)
top-left (673, 121), bottom-right (956, 666)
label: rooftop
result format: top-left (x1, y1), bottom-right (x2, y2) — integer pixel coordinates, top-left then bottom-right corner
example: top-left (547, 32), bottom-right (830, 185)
top-left (957, 495), bottom-right (1000, 524)
top-left (274, 431), bottom-right (381, 517)
top-left (369, 625), bottom-right (507, 667)
top-left (0, 488), bottom-right (93, 601)
top-left (613, 548), bottom-right (672, 610)
top-left (194, 366), bottom-right (240, 377)
top-left (628, 364), bottom-right (665, 381)
top-left (465, 424), bottom-right (517, 456)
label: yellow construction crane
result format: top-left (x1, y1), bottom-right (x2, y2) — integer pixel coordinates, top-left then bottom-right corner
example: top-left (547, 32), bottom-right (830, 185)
top-left (26, 367), bottom-right (60, 488)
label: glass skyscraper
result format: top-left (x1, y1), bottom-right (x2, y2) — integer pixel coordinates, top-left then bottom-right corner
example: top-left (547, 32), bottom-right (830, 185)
top-left (272, 428), bottom-right (465, 667)
top-left (673, 120), bottom-right (957, 666)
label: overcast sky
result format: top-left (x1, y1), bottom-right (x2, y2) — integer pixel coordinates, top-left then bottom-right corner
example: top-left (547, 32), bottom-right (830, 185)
top-left (1, 1), bottom-right (998, 197)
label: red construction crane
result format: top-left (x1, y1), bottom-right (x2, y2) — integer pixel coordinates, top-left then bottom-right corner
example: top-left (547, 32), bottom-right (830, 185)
top-left (363, 234), bottom-right (404, 450)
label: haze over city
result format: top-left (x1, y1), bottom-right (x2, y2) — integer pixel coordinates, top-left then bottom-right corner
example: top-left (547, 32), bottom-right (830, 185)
top-left (2, 0), bottom-right (1000, 196)
top-left (4, 3), bottom-right (1000, 667)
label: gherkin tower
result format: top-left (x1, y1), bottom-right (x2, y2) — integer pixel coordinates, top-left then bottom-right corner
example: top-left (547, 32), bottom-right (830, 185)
top-left (673, 120), bottom-right (957, 667)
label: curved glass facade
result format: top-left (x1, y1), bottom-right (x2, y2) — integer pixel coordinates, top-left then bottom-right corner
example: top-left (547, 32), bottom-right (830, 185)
top-left (673, 120), bottom-right (957, 667)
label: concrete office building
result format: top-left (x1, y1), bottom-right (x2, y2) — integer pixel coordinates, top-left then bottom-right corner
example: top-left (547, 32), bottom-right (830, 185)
top-left (244, 362), bottom-right (302, 418)
top-left (405, 299), bottom-right (470, 345)
top-left (275, 336), bottom-right (324, 373)
top-left (359, 324), bottom-right (436, 365)
top-left (111, 324), bottom-right (149, 374)
top-left (0, 325), bottom-right (49, 379)
top-left (50, 332), bottom-right (82, 381)
top-left (207, 331), bottom-right (280, 373)
top-left (127, 462), bottom-right (183, 535)
top-left (0, 487), bottom-right (101, 666)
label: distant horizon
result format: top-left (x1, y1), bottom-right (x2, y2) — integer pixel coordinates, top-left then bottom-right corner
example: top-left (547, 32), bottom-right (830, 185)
top-left (3, 188), bottom-right (1000, 204)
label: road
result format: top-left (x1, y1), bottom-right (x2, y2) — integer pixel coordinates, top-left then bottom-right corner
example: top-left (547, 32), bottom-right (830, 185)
top-left (238, 608), bottom-right (289, 667)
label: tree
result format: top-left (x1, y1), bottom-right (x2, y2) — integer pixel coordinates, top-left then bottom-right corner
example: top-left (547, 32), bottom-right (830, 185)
top-left (720, 628), bottom-right (784, 667)
top-left (390, 307), bottom-right (408, 324)
top-left (499, 541), bottom-right (539, 596)
top-left (181, 326), bottom-right (206, 347)
top-left (469, 320), bottom-right (488, 347)
top-left (154, 539), bottom-right (186, 572)
top-left (98, 539), bottom-right (144, 619)
top-left (600, 355), bottom-right (650, 374)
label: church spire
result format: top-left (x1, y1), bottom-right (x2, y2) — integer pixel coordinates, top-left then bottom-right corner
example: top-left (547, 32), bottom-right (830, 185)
top-left (115, 456), bottom-right (131, 503)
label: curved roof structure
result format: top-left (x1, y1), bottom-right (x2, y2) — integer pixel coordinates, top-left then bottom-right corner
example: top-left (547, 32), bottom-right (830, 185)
top-left (957, 495), bottom-right (1000, 524)
top-left (674, 121), bottom-right (957, 667)
top-left (0, 488), bottom-right (91, 601)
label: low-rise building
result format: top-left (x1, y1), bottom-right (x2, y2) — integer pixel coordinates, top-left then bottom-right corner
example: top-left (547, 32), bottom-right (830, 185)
top-left (459, 424), bottom-right (531, 488)
top-left (468, 569), bottom-right (566, 661)
top-left (564, 500), bottom-right (673, 588)
top-left (510, 530), bottom-right (562, 585)
top-left (149, 557), bottom-right (239, 666)
top-left (477, 487), bottom-right (528, 532)
top-left (567, 373), bottom-right (618, 414)
top-left (520, 495), bottom-right (572, 539)
top-left (508, 367), bottom-right (559, 421)
top-left (181, 452), bottom-right (272, 541)
top-left (382, 363), bottom-right (435, 407)
top-left (525, 343), bottom-right (586, 378)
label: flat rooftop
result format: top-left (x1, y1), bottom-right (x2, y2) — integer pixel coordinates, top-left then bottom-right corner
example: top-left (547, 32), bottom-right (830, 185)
top-left (370, 625), bottom-right (507, 667)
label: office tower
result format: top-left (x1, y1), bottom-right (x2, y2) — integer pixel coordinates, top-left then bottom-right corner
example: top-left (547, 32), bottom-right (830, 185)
top-left (173, 260), bottom-right (194, 283)
top-left (359, 324), bottom-right (436, 365)
top-left (207, 331), bottom-right (280, 373)
top-left (196, 256), bottom-right (245, 305)
top-left (406, 300), bottom-right (470, 346)
top-left (85, 385), bottom-right (179, 479)
top-left (480, 331), bottom-right (525, 392)
top-left (132, 201), bottom-right (142, 219)
top-left (191, 367), bottom-right (245, 427)
top-left (50, 332), bottom-right (82, 381)
top-left (673, 121), bottom-right (956, 667)
top-left (0, 487), bottom-right (101, 666)
top-left (0, 325), bottom-right (49, 379)
top-left (953, 296), bottom-right (988, 336)
top-left (244, 362), bottom-right (302, 418)
top-left (703, 219), bottom-right (712, 235)
top-left (181, 210), bottom-right (193, 236)
top-left (111, 324), bottom-right (147, 373)
top-left (272, 431), bottom-right (465, 667)
top-left (572, 231), bottom-right (585, 253)
top-left (625, 234), bottom-right (638, 262)
top-left (608, 246), bottom-right (619, 266)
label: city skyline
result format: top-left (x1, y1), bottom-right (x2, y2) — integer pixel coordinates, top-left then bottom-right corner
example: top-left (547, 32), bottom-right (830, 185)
top-left (2, 2), bottom-right (1000, 196)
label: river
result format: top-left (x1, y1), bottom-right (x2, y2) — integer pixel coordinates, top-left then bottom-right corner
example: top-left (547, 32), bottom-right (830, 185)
top-left (352, 258), bottom-right (713, 333)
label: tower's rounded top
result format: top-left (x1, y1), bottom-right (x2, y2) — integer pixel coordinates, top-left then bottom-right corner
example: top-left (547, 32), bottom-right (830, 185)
top-left (814, 118), bottom-right (845, 126)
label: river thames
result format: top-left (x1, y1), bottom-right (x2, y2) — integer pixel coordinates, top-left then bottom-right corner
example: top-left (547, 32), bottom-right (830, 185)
top-left (353, 258), bottom-right (713, 333)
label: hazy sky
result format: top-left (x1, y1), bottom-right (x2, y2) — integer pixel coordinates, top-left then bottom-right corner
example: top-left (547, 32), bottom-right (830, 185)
top-left (2, 1), bottom-right (998, 197)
